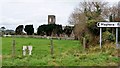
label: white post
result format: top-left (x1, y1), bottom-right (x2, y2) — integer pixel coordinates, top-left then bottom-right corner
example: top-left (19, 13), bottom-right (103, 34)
top-left (100, 28), bottom-right (102, 49)
top-left (116, 28), bottom-right (118, 48)
top-left (23, 46), bottom-right (27, 56)
top-left (28, 46), bottom-right (32, 55)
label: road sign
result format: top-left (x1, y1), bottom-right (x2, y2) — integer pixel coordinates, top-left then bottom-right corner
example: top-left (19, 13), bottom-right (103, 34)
top-left (97, 22), bottom-right (120, 27)
top-left (97, 22), bottom-right (120, 49)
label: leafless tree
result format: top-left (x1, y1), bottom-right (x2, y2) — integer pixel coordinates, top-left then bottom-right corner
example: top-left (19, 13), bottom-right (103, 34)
top-left (68, 1), bottom-right (115, 46)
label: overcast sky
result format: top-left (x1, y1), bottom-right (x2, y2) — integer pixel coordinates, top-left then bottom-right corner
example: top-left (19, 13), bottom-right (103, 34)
top-left (0, 0), bottom-right (119, 32)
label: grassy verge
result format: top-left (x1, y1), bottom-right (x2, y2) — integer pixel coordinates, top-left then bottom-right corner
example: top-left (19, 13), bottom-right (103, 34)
top-left (2, 37), bottom-right (120, 66)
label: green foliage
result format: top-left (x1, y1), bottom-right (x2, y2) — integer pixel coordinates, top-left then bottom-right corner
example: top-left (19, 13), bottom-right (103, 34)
top-left (87, 20), bottom-right (100, 36)
top-left (15, 25), bottom-right (24, 35)
top-left (69, 2), bottom-right (111, 47)
top-left (63, 26), bottom-right (73, 37)
top-left (102, 31), bottom-right (115, 43)
top-left (37, 24), bottom-right (63, 36)
top-left (24, 25), bottom-right (34, 35)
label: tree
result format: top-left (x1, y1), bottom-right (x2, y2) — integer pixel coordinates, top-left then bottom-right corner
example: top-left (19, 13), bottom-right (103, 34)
top-left (109, 4), bottom-right (120, 42)
top-left (68, 1), bottom-right (109, 46)
top-left (15, 25), bottom-right (24, 35)
top-left (37, 24), bottom-right (63, 36)
top-left (55, 25), bottom-right (63, 36)
top-left (1, 27), bottom-right (5, 30)
top-left (0, 27), bottom-right (6, 36)
top-left (24, 25), bottom-right (34, 35)
top-left (37, 25), bottom-right (46, 36)
top-left (64, 26), bottom-right (73, 37)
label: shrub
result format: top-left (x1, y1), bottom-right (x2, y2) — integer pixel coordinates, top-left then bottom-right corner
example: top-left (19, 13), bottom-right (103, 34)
top-left (102, 31), bottom-right (115, 43)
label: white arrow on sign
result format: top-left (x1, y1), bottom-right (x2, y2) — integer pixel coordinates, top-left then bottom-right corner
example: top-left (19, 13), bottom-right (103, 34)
top-left (97, 22), bottom-right (120, 27)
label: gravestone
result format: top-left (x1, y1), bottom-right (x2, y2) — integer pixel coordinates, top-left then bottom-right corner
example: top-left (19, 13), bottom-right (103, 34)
top-left (28, 46), bottom-right (32, 55)
top-left (22, 46), bottom-right (27, 56)
top-left (22, 46), bottom-right (33, 56)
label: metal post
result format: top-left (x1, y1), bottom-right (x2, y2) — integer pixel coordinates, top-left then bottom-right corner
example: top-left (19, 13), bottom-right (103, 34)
top-left (100, 28), bottom-right (102, 49)
top-left (116, 28), bottom-right (118, 48)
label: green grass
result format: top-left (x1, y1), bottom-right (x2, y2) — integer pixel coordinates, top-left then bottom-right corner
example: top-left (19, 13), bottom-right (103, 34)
top-left (2, 37), bottom-right (120, 66)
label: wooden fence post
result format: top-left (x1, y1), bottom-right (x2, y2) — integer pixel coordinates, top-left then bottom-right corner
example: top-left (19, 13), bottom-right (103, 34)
top-left (83, 37), bottom-right (86, 50)
top-left (50, 38), bottom-right (54, 57)
top-left (12, 39), bottom-right (16, 59)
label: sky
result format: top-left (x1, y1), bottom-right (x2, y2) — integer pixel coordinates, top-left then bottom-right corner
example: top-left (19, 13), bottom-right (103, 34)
top-left (0, 0), bottom-right (120, 32)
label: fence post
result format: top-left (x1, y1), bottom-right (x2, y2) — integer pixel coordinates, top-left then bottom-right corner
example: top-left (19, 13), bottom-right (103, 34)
top-left (83, 37), bottom-right (86, 50)
top-left (12, 39), bottom-right (16, 59)
top-left (50, 38), bottom-right (54, 57)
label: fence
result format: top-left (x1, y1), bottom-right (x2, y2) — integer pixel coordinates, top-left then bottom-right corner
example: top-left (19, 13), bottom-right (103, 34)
top-left (3, 35), bottom-right (75, 40)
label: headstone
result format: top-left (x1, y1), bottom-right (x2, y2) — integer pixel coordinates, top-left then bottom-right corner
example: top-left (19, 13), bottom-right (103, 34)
top-left (23, 46), bottom-right (27, 56)
top-left (28, 46), bottom-right (32, 55)
top-left (22, 46), bottom-right (33, 56)
top-left (47, 36), bottom-right (50, 39)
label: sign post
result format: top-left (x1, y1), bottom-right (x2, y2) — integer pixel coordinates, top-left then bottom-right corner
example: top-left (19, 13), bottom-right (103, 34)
top-left (97, 22), bottom-right (120, 49)
top-left (116, 28), bottom-right (118, 48)
top-left (100, 28), bottom-right (102, 49)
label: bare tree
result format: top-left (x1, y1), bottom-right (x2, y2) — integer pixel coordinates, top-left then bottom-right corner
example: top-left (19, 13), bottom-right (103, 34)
top-left (68, 1), bottom-right (110, 46)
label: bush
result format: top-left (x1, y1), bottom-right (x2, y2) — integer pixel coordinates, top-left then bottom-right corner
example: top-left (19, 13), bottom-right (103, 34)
top-left (87, 20), bottom-right (99, 36)
top-left (102, 31), bottom-right (115, 43)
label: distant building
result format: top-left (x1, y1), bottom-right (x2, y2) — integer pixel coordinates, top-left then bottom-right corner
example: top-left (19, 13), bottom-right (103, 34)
top-left (5, 30), bottom-right (15, 35)
top-left (48, 15), bottom-right (56, 24)
top-left (0, 29), bottom-right (15, 36)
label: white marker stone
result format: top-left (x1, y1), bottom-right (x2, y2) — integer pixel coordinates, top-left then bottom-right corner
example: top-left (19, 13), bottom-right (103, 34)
top-left (28, 46), bottom-right (32, 55)
top-left (23, 46), bottom-right (27, 56)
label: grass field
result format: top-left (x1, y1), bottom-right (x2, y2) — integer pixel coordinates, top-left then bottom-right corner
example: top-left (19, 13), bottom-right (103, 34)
top-left (2, 37), bottom-right (120, 66)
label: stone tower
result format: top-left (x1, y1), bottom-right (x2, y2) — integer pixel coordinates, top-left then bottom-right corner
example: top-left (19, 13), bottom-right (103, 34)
top-left (48, 15), bottom-right (56, 24)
